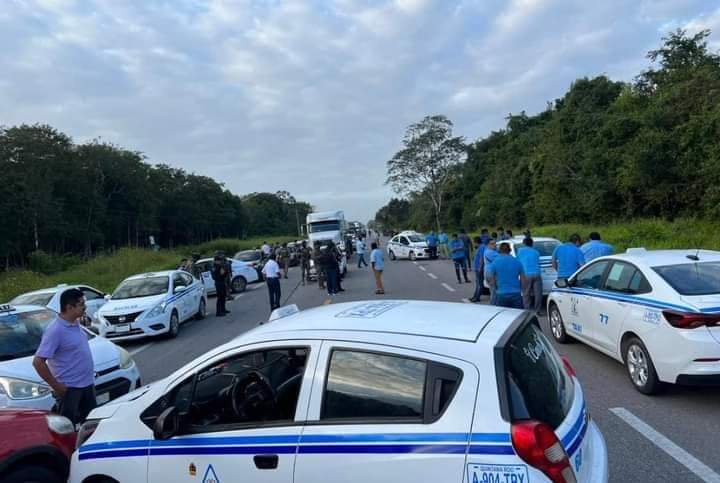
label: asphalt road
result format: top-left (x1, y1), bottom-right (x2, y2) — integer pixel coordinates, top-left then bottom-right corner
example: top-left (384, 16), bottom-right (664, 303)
top-left (121, 248), bottom-right (720, 483)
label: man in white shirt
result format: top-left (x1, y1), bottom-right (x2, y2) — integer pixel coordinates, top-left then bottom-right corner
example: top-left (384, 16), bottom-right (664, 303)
top-left (261, 241), bottom-right (271, 260)
top-left (355, 237), bottom-right (368, 268)
top-left (262, 253), bottom-right (282, 311)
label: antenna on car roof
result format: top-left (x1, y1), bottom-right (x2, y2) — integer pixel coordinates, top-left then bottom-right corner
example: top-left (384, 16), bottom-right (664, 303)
top-left (686, 249), bottom-right (700, 261)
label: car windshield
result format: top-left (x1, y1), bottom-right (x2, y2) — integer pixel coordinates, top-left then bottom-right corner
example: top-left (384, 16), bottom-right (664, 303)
top-left (653, 261), bottom-right (720, 296)
top-left (309, 221), bottom-right (340, 233)
top-left (9, 292), bottom-right (54, 307)
top-left (235, 251), bottom-right (260, 261)
top-left (0, 309), bottom-right (57, 360)
top-left (113, 276), bottom-right (169, 300)
top-left (514, 240), bottom-right (560, 257)
top-left (408, 235), bottom-right (424, 243)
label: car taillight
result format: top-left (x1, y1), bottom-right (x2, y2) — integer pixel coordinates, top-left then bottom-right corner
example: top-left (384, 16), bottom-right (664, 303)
top-left (561, 356), bottom-right (576, 378)
top-left (511, 420), bottom-right (576, 483)
top-left (76, 419), bottom-right (101, 449)
top-left (662, 310), bottom-right (720, 329)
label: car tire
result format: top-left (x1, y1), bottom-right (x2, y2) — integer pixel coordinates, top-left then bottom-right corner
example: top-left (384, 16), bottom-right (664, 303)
top-left (4, 466), bottom-right (64, 483)
top-left (167, 310), bottom-right (180, 339)
top-left (548, 303), bottom-right (570, 343)
top-left (389, 250), bottom-right (396, 261)
top-left (232, 276), bottom-right (247, 293)
top-left (623, 337), bottom-right (662, 395)
top-left (409, 251), bottom-right (416, 261)
top-left (195, 297), bottom-right (206, 320)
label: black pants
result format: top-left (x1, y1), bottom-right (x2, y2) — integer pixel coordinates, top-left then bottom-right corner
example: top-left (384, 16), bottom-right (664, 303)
top-left (56, 385), bottom-right (96, 427)
top-left (267, 277), bottom-right (281, 310)
top-left (215, 283), bottom-right (227, 314)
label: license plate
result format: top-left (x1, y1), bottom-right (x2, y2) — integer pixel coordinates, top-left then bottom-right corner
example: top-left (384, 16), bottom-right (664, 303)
top-left (97, 392), bottom-right (110, 405)
top-left (115, 324), bottom-right (130, 333)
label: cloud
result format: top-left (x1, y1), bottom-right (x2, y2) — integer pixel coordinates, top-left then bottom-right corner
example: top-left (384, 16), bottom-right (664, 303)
top-left (0, 0), bottom-right (717, 222)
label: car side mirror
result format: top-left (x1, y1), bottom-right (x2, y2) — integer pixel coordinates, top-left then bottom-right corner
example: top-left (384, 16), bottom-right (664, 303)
top-left (104, 294), bottom-right (111, 301)
top-left (554, 279), bottom-right (569, 289)
top-left (173, 285), bottom-right (187, 294)
top-left (153, 406), bottom-right (179, 440)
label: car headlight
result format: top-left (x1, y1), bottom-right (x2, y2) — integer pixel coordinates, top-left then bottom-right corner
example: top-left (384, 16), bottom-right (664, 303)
top-left (46, 414), bottom-right (75, 434)
top-left (117, 347), bottom-right (134, 370)
top-left (76, 419), bottom-right (101, 448)
top-left (0, 376), bottom-right (52, 400)
top-left (146, 301), bottom-right (168, 318)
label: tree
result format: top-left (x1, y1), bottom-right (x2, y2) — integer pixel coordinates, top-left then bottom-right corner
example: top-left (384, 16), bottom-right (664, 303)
top-left (385, 115), bottom-right (466, 232)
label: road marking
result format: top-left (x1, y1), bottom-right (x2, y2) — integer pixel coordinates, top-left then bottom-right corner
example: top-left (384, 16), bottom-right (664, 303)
top-left (129, 343), bottom-right (153, 356)
top-left (441, 282), bottom-right (456, 292)
top-left (419, 266), bottom-right (426, 272)
top-left (427, 273), bottom-right (438, 279)
top-left (610, 407), bottom-right (720, 483)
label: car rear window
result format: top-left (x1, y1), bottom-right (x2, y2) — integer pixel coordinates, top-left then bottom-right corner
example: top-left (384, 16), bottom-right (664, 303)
top-left (502, 321), bottom-right (574, 428)
top-left (0, 309), bottom-right (57, 360)
top-left (10, 292), bottom-right (54, 307)
top-left (513, 240), bottom-right (560, 257)
top-left (653, 262), bottom-right (720, 296)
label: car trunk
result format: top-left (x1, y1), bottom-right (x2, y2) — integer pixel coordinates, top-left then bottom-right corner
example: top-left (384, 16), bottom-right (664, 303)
top-left (680, 295), bottom-right (720, 345)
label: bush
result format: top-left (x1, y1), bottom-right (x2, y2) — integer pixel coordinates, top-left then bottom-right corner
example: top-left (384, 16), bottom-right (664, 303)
top-left (28, 250), bottom-right (82, 275)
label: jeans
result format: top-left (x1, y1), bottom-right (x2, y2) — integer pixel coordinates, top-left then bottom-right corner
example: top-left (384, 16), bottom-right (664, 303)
top-left (56, 385), bottom-right (97, 427)
top-left (267, 277), bottom-right (281, 310)
top-left (357, 253), bottom-right (368, 268)
top-left (215, 283), bottom-right (227, 315)
top-left (373, 268), bottom-right (384, 292)
top-left (497, 293), bottom-right (523, 309)
top-left (472, 271), bottom-right (483, 300)
top-left (522, 274), bottom-right (543, 312)
top-left (325, 269), bottom-right (338, 294)
top-left (301, 263), bottom-right (310, 283)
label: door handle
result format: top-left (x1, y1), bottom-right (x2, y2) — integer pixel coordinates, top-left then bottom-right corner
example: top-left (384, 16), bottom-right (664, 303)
top-left (254, 454), bottom-right (279, 470)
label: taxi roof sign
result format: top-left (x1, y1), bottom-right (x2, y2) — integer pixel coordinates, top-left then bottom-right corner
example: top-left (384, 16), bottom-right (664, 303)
top-left (0, 304), bottom-right (16, 313)
top-left (268, 304), bottom-right (300, 323)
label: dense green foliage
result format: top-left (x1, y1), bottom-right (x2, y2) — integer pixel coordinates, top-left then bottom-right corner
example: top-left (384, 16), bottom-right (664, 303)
top-left (376, 30), bottom-right (720, 231)
top-left (0, 126), bottom-right (311, 269)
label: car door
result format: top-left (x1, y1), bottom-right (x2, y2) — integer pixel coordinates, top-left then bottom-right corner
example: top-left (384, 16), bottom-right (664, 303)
top-left (593, 261), bottom-right (652, 355)
top-left (171, 273), bottom-right (190, 320)
top-left (80, 286), bottom-right (106, 319)
top-left (564, 260), bottom-right (611, 341)
top-left (181, 272), bottom-right (200, 319)
top-left (399, 236), bottom-right (411, 258)
top-left (146, 341), bottom-right (320, 483)
top-left (294, 341), bottom-right (477, 483)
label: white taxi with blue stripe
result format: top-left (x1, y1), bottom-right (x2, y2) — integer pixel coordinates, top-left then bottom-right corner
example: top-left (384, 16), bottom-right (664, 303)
top-left (548, 249), bottom-right (720, 394)
top-left (94, 270), bottom-right (207, 341)
top-left (70, 300), bottom-right (607, 483)
top-left (497, 237), bottom-right (561, 295)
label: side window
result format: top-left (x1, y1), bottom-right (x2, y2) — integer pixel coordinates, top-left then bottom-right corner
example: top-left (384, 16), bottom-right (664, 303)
top-left (172, 273), bottom-right (185, 289)
top-left (628, 270), bottom-right (652, 294)
top-left (604, 262), bottom-right (651, 294)
top-left (81, 287), bottom-right (102, 301)
top-left (181, 273), bottom-right (194, 287)
top-left (141, 376), bottom-right (195, 428)
top-left (574, 261), bottom-right (609, 289)
top-left (391, 236), bottom-right (399, 244)
top-left (400, 237), bottom-right (410, 246)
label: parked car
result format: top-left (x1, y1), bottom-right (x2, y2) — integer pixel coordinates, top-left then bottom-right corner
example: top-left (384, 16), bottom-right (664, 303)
top-left (387, 233), bottom-right (429, 260)
top-left (70, 300), bottom-right (607, 483)
top-left (0, 304), bottom-right (141, 411)
top-left (193, 257), bottom-right (260, 295)
top-left (495, 236), bottom-right (562, 295)
top-left (233, 250), bottom-right (265, 278)
top-left (0, 408), bottom-right (76, 483)
top-left (94, 270), bottom-right (207, 341)
top-left (548, 248), bottom-right (720, 394)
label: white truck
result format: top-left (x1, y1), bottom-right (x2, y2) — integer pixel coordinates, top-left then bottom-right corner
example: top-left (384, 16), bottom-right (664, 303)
top-left (306, 210), bottom-right (348, 275)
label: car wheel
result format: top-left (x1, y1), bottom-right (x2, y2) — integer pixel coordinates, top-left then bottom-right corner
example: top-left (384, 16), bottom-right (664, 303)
top-left (167, 311), bottom-right (180, 339)
top-left (195, 297), bottom-right (206, 320)
top-left (409, 251), bottom-right (416, 261)
top-left (624, 337), bottom-right (662, 395)
top-left (232, 276), bottom-right (247, 293)
top-left (548, 303), bottom-right (570, 343)
top-left (4, 466), bottom-right (64, 483)
top-left (389, 250), bottom-right (396, 261)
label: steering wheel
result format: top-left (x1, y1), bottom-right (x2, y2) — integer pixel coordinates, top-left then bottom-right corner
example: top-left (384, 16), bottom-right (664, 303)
top-left (230, 370), bottom-right (278, 420)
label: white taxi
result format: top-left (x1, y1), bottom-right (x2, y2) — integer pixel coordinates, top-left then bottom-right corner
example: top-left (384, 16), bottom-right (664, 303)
top-left (387, 233), bottom-right (429, 261)
top-left (95, 270), bottom-right (207, 341)
top-left (497, 237), bottom-right (561, 295)
top-left (548, 249), bottom-right (720, 394)
top-left (70, 300), bottom-right (607, 483)
top-left (192, 257), bottom-right (260, 295)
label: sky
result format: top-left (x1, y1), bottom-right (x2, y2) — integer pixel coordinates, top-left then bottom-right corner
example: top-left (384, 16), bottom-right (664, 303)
top-left (1, 1), bottom-right (719, 223)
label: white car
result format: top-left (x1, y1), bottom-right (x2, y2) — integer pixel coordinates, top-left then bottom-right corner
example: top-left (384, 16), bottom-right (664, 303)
top-left (387, 233), bottom-right (429, 260)
top-left (10, 284), bottom-right (109, 334)
top-left (547, 248), bottom-right (720, 394)
top-left (496, 236), bottom-right (562, 295)
top-left (70, 300), bottom-right (607, 483)
top-left (95, 270), bottom-right (207, 341)
top-left (192, 258), bottom-right (260, 295)
top-left (0, 304), bottom-right (141, 410)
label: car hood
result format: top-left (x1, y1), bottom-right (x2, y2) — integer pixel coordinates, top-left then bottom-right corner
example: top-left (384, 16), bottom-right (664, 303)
top-left (99, 295), bottom-right (166, 315)
top-left (410, 242), bottom-right (428, 248)
top-left (0, 337), bottom-right (120, 382)
top-left (90, 380), bottom-right (161, 419)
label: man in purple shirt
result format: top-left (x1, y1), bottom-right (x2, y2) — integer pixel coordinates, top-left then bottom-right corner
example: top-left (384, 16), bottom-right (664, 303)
top-left (33, 288), bottom-right (96, 426)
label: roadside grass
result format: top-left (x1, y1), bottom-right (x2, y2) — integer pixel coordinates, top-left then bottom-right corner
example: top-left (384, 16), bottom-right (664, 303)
top-left (0, 236), bottom-right (298, 302)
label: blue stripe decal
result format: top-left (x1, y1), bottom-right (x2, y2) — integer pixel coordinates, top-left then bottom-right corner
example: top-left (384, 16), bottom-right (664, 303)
top-left (468, 445), bottom-right (516, 455)
top-left (551, 288), bottom-right (699, 312)
top-left (560, 405), bottom-right (586, 448)
top-left (298, 444), bottom-right (469, 454)
top-left (470, 433), bottom-right (511, 443)
top-left (566, 417), bottom-right (589, 457)
top-left (78, 448), bottom-right (148, 460)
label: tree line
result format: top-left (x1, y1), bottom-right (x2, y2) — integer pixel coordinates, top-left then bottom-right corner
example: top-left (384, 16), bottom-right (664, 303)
top-left (377, 30), bottom-right (720, 232)
top-left (0, 124), bottom-right (312, 269)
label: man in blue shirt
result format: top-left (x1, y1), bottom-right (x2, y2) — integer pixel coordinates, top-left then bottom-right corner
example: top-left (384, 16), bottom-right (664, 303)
top-left (483, 239), bottom-right (499, 304)
top-left (450, 234), bottom-right (470, 283)
top-left (426, 231), bottom-right (438, 260)
top-left (552, 234), bottom-right (586, 279)
top-left (479, 228), bottom-right (491, 246)
top-left (517, 237), bottom-right (542, 313)
top-left (581, 232), bottom-right (614, 262)
top-left (438, 232), bottom-right (449, 259)
top-left (488, 243), bottom-right (525, 308)
top-left (470, 236), bottom-right (486, 302)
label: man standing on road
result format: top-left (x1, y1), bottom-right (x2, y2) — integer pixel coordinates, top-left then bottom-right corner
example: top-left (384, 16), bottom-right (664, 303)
top-left (313, 243), bottom-right (325, 290)
top-left (33, 289), bottom-right (96, 428)
top-left (552, 234), bottom-right (586, 281)
top-left (470, 236), bottom-right (485, 302)
top-left (450, 234), bottom-right (471, 283)
top-left (438, 231), bottom-right (449, 259)
top-left (321, 245), bottom-right (339, 296)
top-left (278, 243), bottom-right (290, 279)
top-left (483, 239), bottom-right (499, 304)
top-left (517, 237), bottom-right (542, 313)
top-left (212, 255), bottom-right (230, 316)
top-left (497, 227), bottom-right (509, 241)
top-left (487, 243), bottom-right (525, 309)
top-left (426, 231), bottom-right (438, 260)
top-left (480, 228), bottom-right (491, 246)
top-left (581, 232), bottom-right (614, 262)
top-left (370, 241), bottom-right (385, 294)
top-left (458, 229), bottom-right (472, 269)
top-left (356, 237), bottom-right (368, 268)
top-left (299, 241), bottom-right (312, 285)
top-left (262, 253), bottom-right (282, 311)
top-left (261, 241), bottom-right (271, 260)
